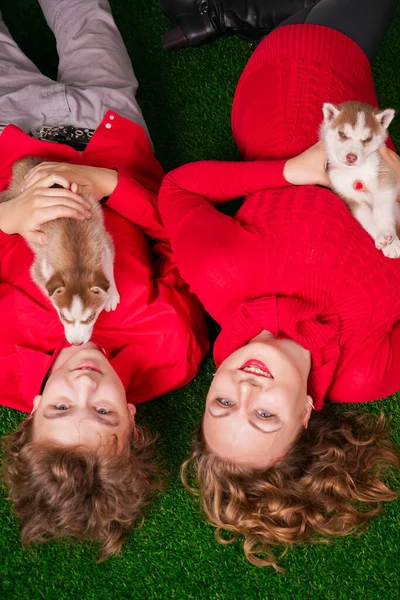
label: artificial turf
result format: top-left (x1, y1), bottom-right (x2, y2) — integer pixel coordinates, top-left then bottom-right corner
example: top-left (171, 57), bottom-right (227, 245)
top-left (0, 1), bottom-right (400, 598)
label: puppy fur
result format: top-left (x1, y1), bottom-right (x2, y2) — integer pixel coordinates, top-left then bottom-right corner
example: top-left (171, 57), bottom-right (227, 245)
top-left (320, 101), bottom-right (400, 258)
top-left (0, 157), bottom-right (120, 344)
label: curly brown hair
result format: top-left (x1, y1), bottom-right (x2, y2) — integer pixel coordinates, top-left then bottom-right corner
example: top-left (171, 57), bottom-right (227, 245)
top-left (181, 410), bottom-right (400, 571)
top-left (2, 416), bottom-right (162, 560)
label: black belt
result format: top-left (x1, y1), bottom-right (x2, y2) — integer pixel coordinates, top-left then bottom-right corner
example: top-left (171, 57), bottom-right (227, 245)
top-left (29, 125), bottom-right (95, 151)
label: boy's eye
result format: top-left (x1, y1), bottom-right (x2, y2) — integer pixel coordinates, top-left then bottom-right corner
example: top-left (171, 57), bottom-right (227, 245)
top-left (96, 407), bottom-right (111, 415)
top-left (338, 131), bottom-right (348, 139)
top-left (55, 403), bottom-right (69, 410)
top-left (216, 398), bottom-right (234, 408)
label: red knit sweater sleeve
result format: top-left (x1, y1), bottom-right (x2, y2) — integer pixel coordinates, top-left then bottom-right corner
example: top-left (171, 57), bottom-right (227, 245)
top-left (331, 323), bottom-right (400, 403)
top-left (161, 159), bottom-right (289, 205)
top-left (158, 159), bottom-right (290, 293)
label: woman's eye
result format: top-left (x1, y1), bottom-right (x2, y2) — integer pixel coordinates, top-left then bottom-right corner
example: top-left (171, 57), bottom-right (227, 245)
top-left (216, 398), bottom-right (234, 408)
top-left (96, 407), bottom-right (111, 415)
top-left (338, 131), bottom-right (347, 139)
top-left (55, 403), bottom-right (69, 410)
top-left (257, 410), bottom-right (273, 419)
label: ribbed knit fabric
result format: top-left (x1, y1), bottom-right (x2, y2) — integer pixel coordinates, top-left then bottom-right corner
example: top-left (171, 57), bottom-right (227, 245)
top-left (159, 24), bottom-right (400, 410)
top-left (232, 24), bottom-right (395, 161)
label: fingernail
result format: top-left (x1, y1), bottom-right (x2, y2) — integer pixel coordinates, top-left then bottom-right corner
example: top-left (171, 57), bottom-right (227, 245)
top-left (85, 203), bottom-right (91, 209)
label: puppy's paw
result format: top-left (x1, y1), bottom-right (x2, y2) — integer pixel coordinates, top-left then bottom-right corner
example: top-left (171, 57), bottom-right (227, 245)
top-left (104, 287), bottom-right (120, 312)
top-left (375, 231), bottom-right (395, 249)
top-left (382, 239), bottom-right (400, 258)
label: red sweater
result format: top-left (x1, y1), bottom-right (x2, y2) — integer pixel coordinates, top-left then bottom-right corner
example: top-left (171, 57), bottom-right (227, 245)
top-left (0, 112), bottom-right (209, 413)
top-left (159, 25), bottom-right (400, 410)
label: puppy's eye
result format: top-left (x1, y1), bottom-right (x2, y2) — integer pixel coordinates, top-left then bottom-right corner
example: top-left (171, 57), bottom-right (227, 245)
top-left (362, 136), bottom-right (372, 144)
top-left (55, 403), bottom-right (69, 410)
top-left (83, 315), bottom-right (95, 324)
top-left (338, 131), bottom-right (348, 139)
top-left (60, 314), bottom-right (73, 324)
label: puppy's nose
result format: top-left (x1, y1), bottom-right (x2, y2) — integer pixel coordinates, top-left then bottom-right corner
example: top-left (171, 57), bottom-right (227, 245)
top-left (346, 153), bottom-right (357, 164)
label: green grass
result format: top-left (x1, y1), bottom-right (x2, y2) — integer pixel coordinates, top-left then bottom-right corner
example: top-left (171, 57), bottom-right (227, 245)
top-left (1, 1), bottom-right (400, 598)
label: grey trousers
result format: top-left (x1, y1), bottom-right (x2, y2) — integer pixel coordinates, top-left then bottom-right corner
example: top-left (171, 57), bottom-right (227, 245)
top-left (0, 0), bottom-right (150, 140)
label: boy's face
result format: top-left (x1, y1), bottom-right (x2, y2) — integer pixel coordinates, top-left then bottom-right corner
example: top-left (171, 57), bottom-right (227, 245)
top-left (31, 344), bottom-right (136, 448)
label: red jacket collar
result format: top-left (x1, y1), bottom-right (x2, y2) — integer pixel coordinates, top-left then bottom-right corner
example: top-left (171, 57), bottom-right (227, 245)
top-left (213, 296), bottom-right (340, 410)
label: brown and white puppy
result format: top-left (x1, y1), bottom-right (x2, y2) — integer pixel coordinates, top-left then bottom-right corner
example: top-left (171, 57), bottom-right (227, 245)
top-left (0, 157), bottom-right (120, 344)
top-left (320, 101), bottom-right (400, 258)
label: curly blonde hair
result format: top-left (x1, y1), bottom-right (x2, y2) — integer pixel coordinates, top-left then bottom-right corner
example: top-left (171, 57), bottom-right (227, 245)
top-left (181, 410), bottom-right (400, 571)
top-left (2, 416), bottom-right (162, 560)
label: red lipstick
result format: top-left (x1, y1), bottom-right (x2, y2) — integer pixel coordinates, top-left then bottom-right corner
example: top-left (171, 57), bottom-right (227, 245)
top-left (239, 359), bottom-right (273, 378)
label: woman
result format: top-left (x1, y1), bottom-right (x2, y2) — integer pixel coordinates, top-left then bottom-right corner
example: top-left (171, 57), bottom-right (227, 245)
top-left (0, 0), bottom-right (208, 558)
top-left (159, 0), bottom-right (400, 569)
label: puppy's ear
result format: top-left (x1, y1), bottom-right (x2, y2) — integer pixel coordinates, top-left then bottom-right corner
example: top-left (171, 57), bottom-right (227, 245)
top-left (90, 271), bottom-right (110, 296)
top-left (375, 108), bottom-right (395, 130)
top-left (45, 273), bottom-right (65, 297)
top-left (322, 103), bottom-right (340, 123)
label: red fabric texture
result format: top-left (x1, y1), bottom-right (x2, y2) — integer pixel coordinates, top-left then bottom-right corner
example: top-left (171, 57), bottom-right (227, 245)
top-left (0, 112), bottom-right (209, 413)
top-left (159, 25), bottom-right (400, 410)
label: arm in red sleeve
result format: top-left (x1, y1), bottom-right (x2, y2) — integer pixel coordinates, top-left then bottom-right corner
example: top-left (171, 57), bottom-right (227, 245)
top-left (106, 168), bottom-right (167, 242)
top-left (158, 159), bottom-right (290, 298)
top-left (330, 323), bottom-right (400, 403)
top-left (105, 167), bottom-right (209, 371)
top-left (163, 159), bottom-right (289, 204)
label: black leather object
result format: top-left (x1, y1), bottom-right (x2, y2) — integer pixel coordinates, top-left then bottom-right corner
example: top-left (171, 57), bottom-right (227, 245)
top-left (159, 0), bottom-right (319, 50)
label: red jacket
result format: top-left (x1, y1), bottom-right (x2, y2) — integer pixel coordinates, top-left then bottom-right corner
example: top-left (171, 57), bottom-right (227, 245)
top-left (159, 25), bottom-right (400, 410)
top-left (0, 112), bottom-right (209, 413)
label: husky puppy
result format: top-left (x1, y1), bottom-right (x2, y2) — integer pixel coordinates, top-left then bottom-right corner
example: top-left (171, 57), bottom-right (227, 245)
top-left (320, 101), bottom-right (400, 258)
top-left (0, 157), bottom-right (120, 344)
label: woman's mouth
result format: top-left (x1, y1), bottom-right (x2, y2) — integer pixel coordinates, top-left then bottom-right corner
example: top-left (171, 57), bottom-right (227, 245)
top-left (73, 361), bottom-right (102, 374)
top-left (239, 359), bottom-right (273, 378)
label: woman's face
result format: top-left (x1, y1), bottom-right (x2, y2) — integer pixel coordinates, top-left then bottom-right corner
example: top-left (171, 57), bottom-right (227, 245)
top-left (203, 332), bottom-right (313, 467)
top-left (31, 344), bottom-right (136, 448)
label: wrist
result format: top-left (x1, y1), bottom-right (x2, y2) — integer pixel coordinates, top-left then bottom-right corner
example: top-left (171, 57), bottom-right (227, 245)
top-left (0, 202), bottom-right (11, 234)
top-left (98, 168), bottom-right (118, 198)
top-left (283, 158), bottom-right (296, 185)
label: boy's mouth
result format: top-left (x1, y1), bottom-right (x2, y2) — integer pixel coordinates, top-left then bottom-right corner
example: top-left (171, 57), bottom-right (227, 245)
top-left (73, 361), bottom-right (102, 373)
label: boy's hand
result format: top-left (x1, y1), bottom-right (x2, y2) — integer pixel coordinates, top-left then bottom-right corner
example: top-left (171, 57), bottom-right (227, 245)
top-left (283, 142), bottom-right (331, 187)
top-left (0, 173), bottom-right (91, 244)
top-left (22, 162), bottom-right (119, 202)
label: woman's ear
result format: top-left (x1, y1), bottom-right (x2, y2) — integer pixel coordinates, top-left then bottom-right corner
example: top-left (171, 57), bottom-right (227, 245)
top-left (127, 403), bottom-right (137, 422)
top-left (31, 395), bottom-right (42, 414)
top-left (302, 395), bottom-right (314, 429)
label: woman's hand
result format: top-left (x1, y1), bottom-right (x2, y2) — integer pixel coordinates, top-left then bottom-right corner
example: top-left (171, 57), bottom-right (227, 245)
top-left (283, 142), bottom-right (331, 187)
top-left (22, 162), bottom-right (119, 202)
top-left (0, 173), bottom-right (91, 244)
top-left (380, 144), bottom-right (400, 185)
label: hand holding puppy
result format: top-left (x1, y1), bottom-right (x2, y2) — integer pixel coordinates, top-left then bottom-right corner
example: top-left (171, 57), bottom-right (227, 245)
top-left (0, 173), bottom-right (91, 244)
top-left (22, 162), bottom-right (119, 203)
